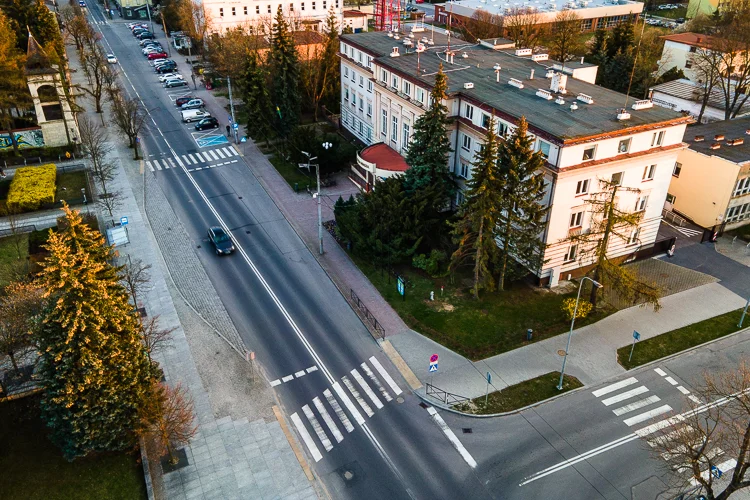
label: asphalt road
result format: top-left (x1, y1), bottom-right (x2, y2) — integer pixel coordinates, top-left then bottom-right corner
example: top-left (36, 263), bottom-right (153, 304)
top-left (83, 6), bottom-right (749, 500)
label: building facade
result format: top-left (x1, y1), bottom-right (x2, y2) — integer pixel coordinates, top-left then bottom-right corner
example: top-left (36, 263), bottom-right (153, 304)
top-left (201, 0), bottom-right (342, 33)
top-left (339, 30), bottom-right (691, 286)
top-left (667, 117), bottom-right (750, 230)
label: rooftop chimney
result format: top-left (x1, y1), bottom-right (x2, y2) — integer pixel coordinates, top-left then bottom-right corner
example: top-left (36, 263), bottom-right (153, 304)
top-left (530, 69), bottom-right (535, 80)
top-left (694, 135), bottom-right (704, 141)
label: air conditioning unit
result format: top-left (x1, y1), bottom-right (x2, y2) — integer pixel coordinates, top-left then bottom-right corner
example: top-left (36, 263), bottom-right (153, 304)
top-left (617, 109), bottom-right (631, 120)
top-left (508, 78), bottom-right (524, 89)
top-left (631, 99), bottom-right (654, 110)
top-left (464, 82), bottom-right (475, 89)
top-left (577, 93), bottom-right (594, 104)
top-left (555, 97), bottom-right (565, 105)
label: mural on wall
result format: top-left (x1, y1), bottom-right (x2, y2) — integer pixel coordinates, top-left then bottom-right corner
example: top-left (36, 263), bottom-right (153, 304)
top-left (0, 128), bottom-right (45, 151)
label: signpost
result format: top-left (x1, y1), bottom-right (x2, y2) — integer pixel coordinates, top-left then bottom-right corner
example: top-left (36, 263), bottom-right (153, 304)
top-left (120, 216), bottom-right (129, 226)
top-left (397, 276), bottom-right (405, 301)
top-left (628, 331), bottom-right (641, 362)
top-left (485, 372), bottom-right (492, 406)
top-left (711, 465), bottom-right (722, 479)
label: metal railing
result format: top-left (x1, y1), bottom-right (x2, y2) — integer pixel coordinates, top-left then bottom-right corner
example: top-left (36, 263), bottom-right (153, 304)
top-left (662, 208), bottom-right (686, 227)
top-left (425, 383), bottom-right (470, 407)
top-left (350, 288), bottom-right (385, 340)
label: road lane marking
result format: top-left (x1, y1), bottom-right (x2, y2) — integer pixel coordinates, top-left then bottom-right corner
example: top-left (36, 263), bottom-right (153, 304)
top-left (215, 148), bottom-right (226, 158)
top-left (655, 368), bottom-right (667, 376)
top-left (303, 404), bottom-right (332, 452)
top-left (167, 157), bottom-right (178, 169)
top-left (282, 375), bottom-right (294, 383)
top-left (690, 458), bottom-right (736, 486)
top-left (665, 376), bottom-right (679, 386)
top-left (153, 160), bottom-right (163, 171)
top-left (196, 152), bottom-right (206, 162)
top-left (361, 362), bottom-right (392, 402)
top-left (291, 412), bottom-right (323, 462)
top-left (270, 379), bottom-right (281, 387)
top-left (677, 386), bottom-right (691, 395)
top-left (306, 366), bottom-right (318, 374)
top-left (592, 377), bottom-right (639, 397)
top-left (342, 375), bottom-right (374, 417)
top-left (426, 407), bottom-right (477, 469)
top-left (146, 161), bottom-right (154, 172)
top-left (623, 405), bottom-right (673, 426)
top-left (613, 395), bottom-right (661, 416)
top-left (188, 153), bottom-right (197, 164)
top-left (602, 386), bottom-right (649, 406)
top-left (314, 397), bottom-right (344, 444)
top-left (351, 369), bottom-right (384, 409)
top-left (324, 389), bottom-right (354, 433)
top-left (295, 370), bottom-right (306, 378)
top-left (369, 356), bottom-right (403, 396)
top-left (208, 150), bottom-right (219, 160)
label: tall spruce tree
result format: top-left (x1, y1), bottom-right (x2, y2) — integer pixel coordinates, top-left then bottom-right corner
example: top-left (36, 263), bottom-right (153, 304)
top-left (403, 64), bottom-right (453, 200)
top-left (36, 205), bottom-right (152, 460)
top-left (241, 49), bottom-right (273, 140)
top-left (495, 116), bottom-right (549, 290)
top-left (320, 8), bottom-right (341, 113)
top-left (449, 117), bottom-right (503, 299)
top-left (269, 6), bottom-right (301, 137)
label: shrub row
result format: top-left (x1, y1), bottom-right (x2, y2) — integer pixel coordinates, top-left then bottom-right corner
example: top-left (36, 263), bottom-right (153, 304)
top-left (7, 164), bottom-right (57, 212)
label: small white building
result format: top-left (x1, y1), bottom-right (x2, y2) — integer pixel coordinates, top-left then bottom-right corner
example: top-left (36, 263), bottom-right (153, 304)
top-left (201, 0), bottom-right (342, 33)
top-left (650, 79), bottom-right (750, 124)
top-left (339, 30), bottom-right (692, 286)
top-left (343, 10), bottom-right (368, 33)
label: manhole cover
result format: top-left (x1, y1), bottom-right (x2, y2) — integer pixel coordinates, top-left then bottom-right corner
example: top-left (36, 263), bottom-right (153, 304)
top-left (396, 397), bottom-right (404, 404)
top-left (334, 461), bottom-right (364, 487)
top-left (557, 349), bottom-right (567, 356)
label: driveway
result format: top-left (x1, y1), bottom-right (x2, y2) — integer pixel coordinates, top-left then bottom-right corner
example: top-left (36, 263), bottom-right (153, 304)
top-left (667, 242), bottom-right (750, 299)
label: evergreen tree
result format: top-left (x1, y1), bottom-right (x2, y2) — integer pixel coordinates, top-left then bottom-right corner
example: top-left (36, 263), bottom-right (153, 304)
top-left (36, 205), bottom-right (152, 460)
top-left (320, 9), bottom-right (341, 113)
top-left (601, 49), bottom-right (634, 94)
top-left (269, 6), bottom-right (301, 138)
top-left (495, 116), bottom-right (549, 290)
top-left (608, 21), bottom-right (635, 59)
top-left (403, 64), bottom-right (454, 200)
top-left (449, 117), bottom-right (503, 299)
top-left (241, 49), bottom-right (273, 140)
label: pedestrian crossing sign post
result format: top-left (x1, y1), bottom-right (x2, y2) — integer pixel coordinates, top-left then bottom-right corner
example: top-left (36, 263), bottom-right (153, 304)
top-left (629, 331), bottom-right (641, 362)
top-left (485, 372), bottom-right (492, 406)
top-left (711, 465), bottom-right (722, 479)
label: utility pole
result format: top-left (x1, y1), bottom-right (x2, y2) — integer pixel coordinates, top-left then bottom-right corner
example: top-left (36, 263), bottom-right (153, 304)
top-left (227, 77), bottom-right (238, 144)
top-left (146, 2), bottom-right (154, 35)
top-left (302, 150), bottom-right (324, 255)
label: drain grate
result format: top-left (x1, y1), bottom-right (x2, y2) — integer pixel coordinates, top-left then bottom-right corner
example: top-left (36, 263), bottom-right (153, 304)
top-left (462, 428), bottom-right (473, 434)
top-left (419, 402), bottom-right (428, 409)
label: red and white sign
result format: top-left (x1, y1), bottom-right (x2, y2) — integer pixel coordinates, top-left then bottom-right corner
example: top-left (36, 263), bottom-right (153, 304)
top-left (430, 354), bottom-right (439, 363)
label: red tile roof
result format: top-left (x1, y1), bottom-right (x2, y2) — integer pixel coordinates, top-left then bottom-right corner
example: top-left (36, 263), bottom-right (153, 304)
top-left (344, 10), bottom-right (368, 17)
top-left (360, 143), bottom-right (409, 172)
top-left (661, 32), bottom-right (720, 49)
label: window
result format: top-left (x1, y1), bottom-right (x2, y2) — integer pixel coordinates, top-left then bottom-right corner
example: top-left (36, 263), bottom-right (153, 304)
top-left (366, 56), bottom-right (372, 69)
top-left (611, 172), bottom-right (623, 186)
top-left (643, 164), bottom-right (656, 181)
top-left (381, 110), bottom-right (387, 136)
top-left (459, 162), bottom-right (470, 179)
top-left (351, 71), bottom-right (355, 83)
top-left (219, 7), bottom-right (223, 16)
top-left (381, 70), bottom-right (387, 82)
top-left (582, 146), bottom-right (596, 161)
top-left (652, 131), bottom-right (665, 147)
top-left (367, 81), bottom-right (373, 92)
top-left (416, 88), bottom-right (425, 103)
top-left (244, 6), bottom-right (248, 14)
top-left (392, 75), bottom-right (398, 89)
top-left (456, 190), bottom-right (465, 206)
top-left (635, 195), bottom-right (649, 212)
top-left (301, 2), bottom-right (305, 10)
top-left (402, 123), bottom-right (410, 149)
top-left (352, 93), bottom-right (356, 107)
top-left (290, 3), bottom-right (294, 11)
top-left (462, 134), bottom-right (472, 151)
top-left (402, 81), bottom-right (411, 95)
top-left (359, 75), bottom-right (364, 88)
top-left (323, 0), bottom-right (327, 8)
top-left (313, 1), bottom-right (316, 8)
top-left (268, 4), bottom-right (272, 13)
top-left (666, 193), bottom-right (676, 204)
top-left (344, 87), bottom-right (349, 101)
top-left (255, 5), bottom-right (259, 13)
top-left (358, 52), bottom-right (362, 63)
top-left (628, 227), bottom-right (641, 245)
top-left (734, 177), bottom-right (750, 197)
top-left (366, 102), bottom-right (372, 117)
top-left (497, 122), bottom-right (508, 137)
top-left (618, 138), bottom-right (631, 153)
top-left (726, 203), bottom-right (750, 222)
top-left (359, 97), bottom-right (363, 111)
top-left (344, 67), bottom-right (349, 78)
top-left (231, 6), bottom-right (236, 15)
top-left (576, 179), bottom-right (590, 195)
top-left (336, 0), bottom-right (339, 7)
top-left (569, 211), bottom-right (584, 228)
top-left (673, 162), bottom-right (682, 177)
top-left (538, 140), bottom-right (550, 159)
top-left (392, 116), bottom-right (398, 142)
top-left (359, 121), bottom-right (363, 134)
top-left (689, 46), bottom-right (697, 53)
top-left (464, 104), bottom-right (474, 120)
top-left (481, 114), bottom-right (491, 129)
top-left (564, 244), bottom-right (578, 263)
top-left (685, 60), bottom-right (693, 69)
top-left (366, 127), bottom-right (372, 142)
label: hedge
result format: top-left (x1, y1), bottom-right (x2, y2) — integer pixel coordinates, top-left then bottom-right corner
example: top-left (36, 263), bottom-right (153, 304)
top-left (7, 164), bottom-right (57, 212)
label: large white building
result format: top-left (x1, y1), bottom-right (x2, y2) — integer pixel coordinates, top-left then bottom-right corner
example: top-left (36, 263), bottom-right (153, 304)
top-left (339, 30), bottom-right (692, 286)
top-left (201, 0), bottom-right (342, 32)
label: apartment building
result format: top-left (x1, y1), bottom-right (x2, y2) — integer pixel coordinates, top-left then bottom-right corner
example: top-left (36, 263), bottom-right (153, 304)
top-left (202, 0), bottom-right (342, 33)
top-left (667, 117), bottom-right (750, 230)
top-left (339, 30), bottom-right (692, 286)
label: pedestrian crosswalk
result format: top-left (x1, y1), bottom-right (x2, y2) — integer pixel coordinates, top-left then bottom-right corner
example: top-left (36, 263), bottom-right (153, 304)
top-left (593, 376), bottom-right (672, 427)
top-left (289, 356), bottom-right (403, 462)
top-left (676, 226), bottom-right (702, 237)
top-left (145, 146), bottom-right (239, 172)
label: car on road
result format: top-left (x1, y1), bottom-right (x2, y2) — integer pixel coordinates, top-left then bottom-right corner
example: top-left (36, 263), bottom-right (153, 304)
top-left (164, 78), bottom-right (188, 89)
top-left (106, 54), bottom-right (117, 64)
top-left (195, 116), bottom-right (219, 130)
top-left (181, 109), bottom-right (211, 123)
top-left (158, 73), bottom-right (183, 82)
top-left (78, 0), bottom-right (86, 6)
top-left (175, 96), bottom-right (195, 107)
top-left (180, 98), bottom-right (204, 110)
top-left (207, 226), bottom-right (234, 255)
top-left (147, 52), bottom-right (169, 60)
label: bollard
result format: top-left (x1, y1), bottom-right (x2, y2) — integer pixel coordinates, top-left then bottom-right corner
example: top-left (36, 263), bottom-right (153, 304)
top-left (526, 329), bottom-right (533, 341)
top-left (430, 291), bottom-right (434, 301)
top-left (294, 182), bottom-right (299, 193)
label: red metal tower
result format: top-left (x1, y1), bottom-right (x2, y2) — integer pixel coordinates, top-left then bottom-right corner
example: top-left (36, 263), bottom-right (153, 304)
top-left (374, 0), bottom-right (401, 32)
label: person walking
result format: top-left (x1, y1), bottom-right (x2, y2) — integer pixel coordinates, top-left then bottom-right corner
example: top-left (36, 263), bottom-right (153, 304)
top-left (226, 125), bottom-right (230, 137)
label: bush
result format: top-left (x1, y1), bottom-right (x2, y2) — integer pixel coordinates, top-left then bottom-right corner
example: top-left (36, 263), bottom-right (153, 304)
top-left (412, 249), bottom-right (447, 277)
top-left (7, 164), bottom-right (57, 212)
top-left (561, 297), bottom-right (593, 321)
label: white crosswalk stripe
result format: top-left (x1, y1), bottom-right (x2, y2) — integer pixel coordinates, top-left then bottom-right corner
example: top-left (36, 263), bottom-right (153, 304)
top-left (290, 412), bottom-right (322, 462)
top-left (225, 146), bottom-right (238, 156)
top-left (208, 150), bottom-right (220, 160)
top-left (613, 395), bottom-right (661, 416)
top-left (302, 404), bottom-right (332, 452)
top-left (593, 377), bottom-right (639, 398)
top-left (146, 161), bottom-right (154, 172)
top-left (369, 356), bottom-right (403, 396)
top-left (332, 381), bottom-right (365, 426)
top-left (167, 158), bottom-right (178, 169)
top-left (188, 153), bottom-right (198, 164)
top-left (153, 160), bottom-right (163, 171)
top-left (601, 386), bottom-right (650, 406)
top-left (196, 152), bottom-right (206, 162)
top-left (361, 362), bottom-right (391, 402)
top-left (174, 156), bottom-right (185, 168)
top-left (342, 375), bottom-right (373, 417)
top-left (324, 389), bottom-right (354, 433)
top-left (351, 369), bottom-right (384, 410)
top-left (677, 227), bottom-right (702, 237)
top-left (623, 405), bottom-right (673, 426)
top-left (215, 148), bottom-right (227, 159)
top-left (313, 397), bottom-right (344, 444)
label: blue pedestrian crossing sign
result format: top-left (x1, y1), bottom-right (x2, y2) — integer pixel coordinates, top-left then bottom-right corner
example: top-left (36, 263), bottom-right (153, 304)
top-left (633, 331), bottom-right (641, 340)
top-left (711, 465), bottom-right (722, 478)
top-left (429, 364), bottom-right (438, 373)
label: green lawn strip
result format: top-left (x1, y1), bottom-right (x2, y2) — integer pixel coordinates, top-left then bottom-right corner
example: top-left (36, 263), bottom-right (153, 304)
top-left (349, 253), bottom-right (613, 360)
top-left (55, 170), bottom-right (89, 203)
top-left (268, 155), bottom-right (315, 190)
top-left (0, 396), bottom-right (147, 500)
top-left (617, 308), bottom-right (745, 370)
top-left (455, 372), bottom-right (583, 414)
top-left (0, 233), bottom-right (30, 288)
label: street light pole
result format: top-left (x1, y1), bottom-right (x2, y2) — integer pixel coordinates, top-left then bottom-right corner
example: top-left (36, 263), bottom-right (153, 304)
top-left (303, 151), bottom-right (324, 255)
top-left (557, 276), bottom-right (603, 390)
top-left (739, 297), bottom-right (750, 328)
top-left (227, 77), bottom-right (238, 144)
top-left (146, 2), bottom-right (154, 35)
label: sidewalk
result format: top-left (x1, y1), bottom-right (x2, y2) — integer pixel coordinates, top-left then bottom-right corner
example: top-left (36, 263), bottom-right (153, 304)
top-left (67, 32), bottom-right (318, 500)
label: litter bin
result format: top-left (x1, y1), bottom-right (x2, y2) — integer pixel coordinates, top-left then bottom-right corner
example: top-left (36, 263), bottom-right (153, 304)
top-left (526, 329), bottom-right (533, 341)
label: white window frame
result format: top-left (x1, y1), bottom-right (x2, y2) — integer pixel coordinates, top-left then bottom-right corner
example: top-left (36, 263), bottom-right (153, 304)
top-left (344, 86), bottom-right (349, 102)
top-left (464, 104), bottom-right (474, 120)
top-left (381, 110), bottom-right (387, 137)
top-left (618, 138), bottom-right (631, 154)
top-left (391, 116), bottom-right (398, 142)
top-left (462, 134), bottom-right (472, 152)
top-left (628, 227), bottom-right (641, 245)
top-left (575, 179), bottom-right (590, 195)
top-left (564, 244), bottom-right (578, 263)
top-left (344, 67), bottom-right (349, 78)
top-left (673, 162), bottom-right (682, 178)
top-left (416, 88), bottom-right (425, 103)
top-left (367, 80), bottom-right (373, 92)
top-left (734, 177), bottom-right (750, 197)
top-left (726, 203), bottom-right (750, 222)
top-left (611, 172), bottom-right (623, 186)
top-left (643, 164), bottom-right (656, 181)
top-left (366, 102), bottom-right (372, 117)
top-left (359, 75), bottom-right (364, 88)
top-left (652, 130), bottom-right (665, 147)
top-left (537, 140), bottom-right (550, 159)
top-left (459, 162), bottom-right (470, 179)
top-left (403, 81), bottom-right (411, 95)
top-left (582, 146), bottom-right (596, 161)
top-left (569, 211), bottom-right (584, 228)
top-left (402, 122), bottom-right (410, 149)
top-left (635, 195), bottom-right (649, 212)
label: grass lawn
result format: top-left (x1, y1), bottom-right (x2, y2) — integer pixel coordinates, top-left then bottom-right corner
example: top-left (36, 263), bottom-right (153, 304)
top-left (456, 372), bottom-right (583, 414)
top-left (351, 255), bottom-right (613, 360)
top-left (617, 308), bottom-right (745, 370)
top-left (55, 170), bottom-right (89, 203)
top-left (0, 395), bottom-right (147, 500)
top-left (0, 233), bottom-right (29, 289)
top-left (269, 154), bottom-right (315, 191)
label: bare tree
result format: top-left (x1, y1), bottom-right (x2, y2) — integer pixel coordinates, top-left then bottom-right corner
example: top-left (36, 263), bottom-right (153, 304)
top-left (546, 10), bottom-right (582, 63)
top-left (0, 281), bottom-right (45, 375)
top-left (120, 257), bottom-right (152, 308)
top-left (649, 360), bottom-right (750, 500)
top-left (61, 8), bottom-right (94, 52)
top-left (78, 116), bottom-right (121, 217)
top-left (142, 381), bottom-right (198, 465)
top-left (461, 9), bottom-right (504, 43)
top-left (110, 92), bottom-right (148, 158)
top-left (79, 37), bottom-right (114, 114)
top-left (139, 316), bottom-right (176, 364)
top-left (3, 206), bottom-right (25, 261)
top-left (502, 7), bottom-right (543, 50)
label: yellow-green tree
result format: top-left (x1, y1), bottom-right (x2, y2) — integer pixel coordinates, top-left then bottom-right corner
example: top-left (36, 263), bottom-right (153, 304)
top-left (36, 205), bottom-right (152, 460)
top-left (0, 11), bottom-right (31, 153)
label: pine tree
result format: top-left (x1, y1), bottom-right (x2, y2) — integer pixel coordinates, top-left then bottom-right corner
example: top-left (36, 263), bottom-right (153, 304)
top-left (495, 116), bottom-right (549, 290)
top-left (608, 21), bottom-right (635, 59)
top-left (241, 49), bottom-right (273, 140)
top-left (320, 9), bottom-right (341, 113)
top-left (403, 64), bottom-right (454, 199)
top-left (269, 6), bottom-right (301, 138)
top-left (601, 49), bottom-right (634, 94)
top-left (449, 117), bottom-right (503, 299)
top-left (36, 205), bottom-right (153, 460)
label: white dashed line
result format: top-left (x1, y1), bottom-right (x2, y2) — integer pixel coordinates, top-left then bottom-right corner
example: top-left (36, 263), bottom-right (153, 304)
top-left (306, 366), bottom-right (318, 374)
top-left (342, 375), bottom-right (373, 417)
top-left (291, 412), bottom-right (322, 462)
top-left (303, 404), bottom-right (332, 452)
top-left (369, 356), bottom-right (403, 396)
top-left (324, 389), bottom-right (354, 433)
top-left (351, 368), bottom-right (384, 410)
top-left (281, 375), bottom-right (294, 383)
top-left (665, 377), bottom-right (679, 386)
top-left (295, 370), bottom-right (306, 378)
top-left (677, 386), bottom-right (690, 395)
top-left (426, 406), bottom-right (477, 469)
top-left (654, 368), bottom-right (667, 376)
top-left (313, 397), bottom-right (344, 444)
top-left (269, 379), bottom-right (281, 387)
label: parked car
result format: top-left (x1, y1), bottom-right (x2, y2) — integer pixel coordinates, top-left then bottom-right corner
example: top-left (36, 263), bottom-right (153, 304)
top-left (155, 64), bottom-right (178, 74)
top-left (78, 0), bottom-right (86, 6)
top-left (164, 79), bottom-right (188, 89)
top-left (133, 28), bottom-right (148, 37)
top-left (137, 32), bottom-right (155, 40)
top-left (140, 38), bottom-right (159, 46)
top-left (207, 226), bottom-right (234, 255)
top-left (180, 98), bottom-right (204, 110)
top-left (106, 54), bottom-right (117, 64)
top-left (158, 73), bottom-right (183, 82)
top-left (195, 117), bottom-right (219, 130)
top-left (181, 109), bottom-right (211, 123)
top-left (147, 52), bottom-right (169, 60)
top-left (175, 96), bottom-right (195, 107)
top-left (129, 23), bottom-right (148, 30)
top-left (142, 47), bottom-right (162, 55)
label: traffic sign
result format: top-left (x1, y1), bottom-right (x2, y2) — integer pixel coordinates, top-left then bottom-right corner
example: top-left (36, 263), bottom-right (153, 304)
top-left (711, 465), bottom-right (722, 478)
top-left (428, 364), bottom-right (438, 373)
top-left (233, 123), bottom-right (239, 129)
top-left (633, 331), bottom-right (641, 340)
top-left (487, 372), bottom-right (492, 384)
top-left (120, 216), bottom-right (129, 226)
top-left (430, 354), bottom-right (439, 363)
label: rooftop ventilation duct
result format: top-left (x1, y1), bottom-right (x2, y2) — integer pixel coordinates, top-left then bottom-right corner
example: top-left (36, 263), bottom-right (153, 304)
top-left (577, 93), bottom-right (593, 104)
top-left (464, 82), bottom-right (475, 89)
top-left (617, 109), bottom-right (631, 120)
top-left (631, 99), bottom-right (654, 110)
top-left (508, 78), bottom-right (524, 89)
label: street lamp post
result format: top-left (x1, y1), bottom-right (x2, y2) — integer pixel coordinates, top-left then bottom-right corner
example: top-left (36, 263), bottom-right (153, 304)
top-left (146, 2), bottom-right (154, 35)
top-left (227, 77), bottom-right (238, 144)
top-left (557, 276), bottom-right (603, 390)
top-left (303, 150), bottom-right (325, 255)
